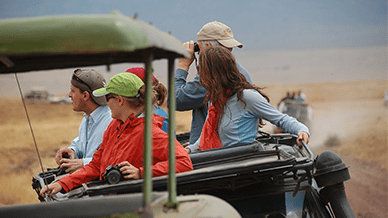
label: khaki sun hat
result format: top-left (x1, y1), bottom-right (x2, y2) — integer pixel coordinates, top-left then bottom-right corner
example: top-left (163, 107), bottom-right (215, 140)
top-left (93, 73), bottom-right (144, 98)
top-left (196, 21), bottom-right (243, 49)
top-left (71, 69), bottom-right (108, 106)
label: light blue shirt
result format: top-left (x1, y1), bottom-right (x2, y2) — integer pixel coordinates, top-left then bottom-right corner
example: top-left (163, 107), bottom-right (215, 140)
top-left (68, 105), bottom-right (112, 165)
top-left (187, 89), bottom-right (309, 152)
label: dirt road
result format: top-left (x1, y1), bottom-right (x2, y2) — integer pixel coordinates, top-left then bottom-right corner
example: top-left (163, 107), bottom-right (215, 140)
top-left (308, 99), bottom-right (387, 218)
top-left (337, 153), bottom-right (387, 218)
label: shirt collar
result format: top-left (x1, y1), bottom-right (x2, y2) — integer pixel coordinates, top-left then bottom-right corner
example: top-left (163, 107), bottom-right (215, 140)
top-left (85, 105), bottom-right (110, 121)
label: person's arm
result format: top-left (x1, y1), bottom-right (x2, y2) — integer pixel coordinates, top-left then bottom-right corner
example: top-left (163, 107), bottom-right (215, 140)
top-left (59, 158), bottom-right (84, 174)
top-left (174, 69), bottom-right (207, 111)
top-left (244, 90), bottom-right (310, 137)
top-left (296, 131), bottom-right (309, 146)
top-left (118, 161), bottom-right (141, 180)
top-left (169, 40), bottom-right (207, 111)
top-left (40, 151), bottom-right (101, 196)
top-left (55, 147), bottom-right (75, 165)
top-left (39, 182), bottom-right (63, 197)
top-left (67, 136), bottom-right (80, 159)
top-left (138, 135), bottom-right (193, 177)
top-left (173, 140), bottom-right (194, 172)
top-left (57, 146), bottom-right (103, 192)
top-left (185, 136), bottom-right (200, 153)
top-left (55, 136), bottom-right (84, 173)
top-left (56, 126), bottom-right (111, 192)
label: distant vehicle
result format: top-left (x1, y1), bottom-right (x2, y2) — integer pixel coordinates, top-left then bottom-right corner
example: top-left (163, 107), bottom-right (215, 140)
top-left (24, 87), bottom-right (50, 102)
top-left (384, 90), bottom-right (388, 107)
top-left (275, 99), bottom-right (313, 134)
top-left (49, 96), bottom-right (72, 104)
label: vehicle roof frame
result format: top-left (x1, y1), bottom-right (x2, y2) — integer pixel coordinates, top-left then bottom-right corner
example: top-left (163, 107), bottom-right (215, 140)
top-left (0, 11), bottom-right (189, 214)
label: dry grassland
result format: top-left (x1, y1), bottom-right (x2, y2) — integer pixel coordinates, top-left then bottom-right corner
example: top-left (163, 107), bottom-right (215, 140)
top-left (0, 80), bottom-right (386, 217)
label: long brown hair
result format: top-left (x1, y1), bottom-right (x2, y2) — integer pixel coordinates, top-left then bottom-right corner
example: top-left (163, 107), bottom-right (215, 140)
top-left (153, 78), bottom-right (167, 106)
top-left (198, 46), bottom-right (270, 128)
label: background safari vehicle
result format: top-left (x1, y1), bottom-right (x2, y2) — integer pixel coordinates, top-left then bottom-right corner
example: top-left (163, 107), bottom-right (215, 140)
top-left (24, 87), bottom-right (50, 102)
top-left (275, 99), bottom-right (313, 134)
top-left (0, 12), bottom-right (354, 218)
top-left (49, 95), bottom-right (72, 104)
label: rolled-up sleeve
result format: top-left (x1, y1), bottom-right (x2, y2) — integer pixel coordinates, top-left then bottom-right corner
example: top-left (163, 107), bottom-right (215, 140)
top-left (173, 69), bottom-right (207, 111)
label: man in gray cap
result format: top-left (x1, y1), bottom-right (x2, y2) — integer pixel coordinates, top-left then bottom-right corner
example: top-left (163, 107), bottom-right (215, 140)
top-left (174, 21), bottom-right (253, 152)
top-left (55, 69), bottom-right (112, 173)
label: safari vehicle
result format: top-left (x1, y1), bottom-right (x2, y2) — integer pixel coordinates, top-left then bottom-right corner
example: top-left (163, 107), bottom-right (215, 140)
top-left (0, 12), bottom-right (354, 218)
top-left (49, 96), bottom-right (72, 104)
top-left (31, 131), bottom-right (355, 218)
top-left (24, 87), bottom-right (50, 102)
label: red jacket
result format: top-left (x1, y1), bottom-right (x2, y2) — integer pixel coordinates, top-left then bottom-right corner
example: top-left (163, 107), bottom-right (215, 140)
top-left (58, 114), bottom-right (193, 192)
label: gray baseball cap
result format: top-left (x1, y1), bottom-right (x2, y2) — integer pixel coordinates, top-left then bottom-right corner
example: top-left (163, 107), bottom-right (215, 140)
top-left (71, 69), bottom-right (107, 106)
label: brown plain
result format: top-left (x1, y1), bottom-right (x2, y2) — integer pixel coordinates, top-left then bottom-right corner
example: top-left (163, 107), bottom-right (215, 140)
top-left (0, 80), bottom-right (386, 218)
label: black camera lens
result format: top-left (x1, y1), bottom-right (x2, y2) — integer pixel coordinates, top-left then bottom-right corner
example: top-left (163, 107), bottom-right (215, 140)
top-left (194, 42), bottom-right (199, 53)
top-left (104, 165), bottom-right (123, 184)
top-left (106, 170), bottom-right (121, 184)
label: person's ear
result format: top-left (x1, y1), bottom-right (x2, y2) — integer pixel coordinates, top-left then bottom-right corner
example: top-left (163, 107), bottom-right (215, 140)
top-left (117, 95), bottom-right (124, 105)
top-left (82, 91), bottom-right (90, 100)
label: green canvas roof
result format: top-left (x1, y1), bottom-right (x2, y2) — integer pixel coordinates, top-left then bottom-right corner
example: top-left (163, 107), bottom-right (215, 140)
top-left (0, 11), bottom-right (188, 73)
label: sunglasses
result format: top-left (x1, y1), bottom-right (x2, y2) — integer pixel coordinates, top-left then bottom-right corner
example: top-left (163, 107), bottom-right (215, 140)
top-left (105, 94), bottom-right (116, 102)
top-left (72, 69), bottom-right (93, 91)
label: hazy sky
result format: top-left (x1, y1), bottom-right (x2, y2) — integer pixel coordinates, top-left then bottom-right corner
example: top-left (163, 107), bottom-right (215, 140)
top-left (0, 0), bottom-right (386, 51)
top-left (0, 0), bottom-right (386, 96)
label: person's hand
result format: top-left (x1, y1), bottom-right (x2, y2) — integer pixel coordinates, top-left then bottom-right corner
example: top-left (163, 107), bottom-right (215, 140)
top-left (55, 148), bottom-right (75, 165)
top-left (297, 131), bottom-right (309, 147)
top-left (182, 142), bottom-right (190, 147)
top-left (177, 40), bottom-right (195, 71)
top-left (185, 148), bottom-right (191, 154)
top-left (59, 158), bottom-right (83, 174)
top-left (117, 161), bottom-right (141, 180)
top-left (39, 183), bottom-right (63, 198)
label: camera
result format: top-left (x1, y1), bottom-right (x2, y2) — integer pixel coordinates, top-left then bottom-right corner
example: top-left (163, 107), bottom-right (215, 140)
top-left (57, 153), bottom-right (70, 176)
top-left (194, 42), bottom-right (200, 53)
top-left (103, 164), bottom-right (123, 184)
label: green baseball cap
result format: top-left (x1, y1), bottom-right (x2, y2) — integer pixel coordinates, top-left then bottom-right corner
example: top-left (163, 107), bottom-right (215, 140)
top-left (93, 73), bottom-right (144, 97)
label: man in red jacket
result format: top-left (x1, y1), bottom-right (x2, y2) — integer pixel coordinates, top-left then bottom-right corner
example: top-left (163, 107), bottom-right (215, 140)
top-left (40, 73), bottom-right (193, 196)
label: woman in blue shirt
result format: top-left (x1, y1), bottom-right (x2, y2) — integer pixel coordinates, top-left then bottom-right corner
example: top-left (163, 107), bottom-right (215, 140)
top-left (186, 46), bottom-right (309, 153)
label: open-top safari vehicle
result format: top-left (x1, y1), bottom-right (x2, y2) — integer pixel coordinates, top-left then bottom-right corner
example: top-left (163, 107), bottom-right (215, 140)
top-left (31, 131), bottom-right (355, 218)
top-left (0, 11), bottom-right (355, 218)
